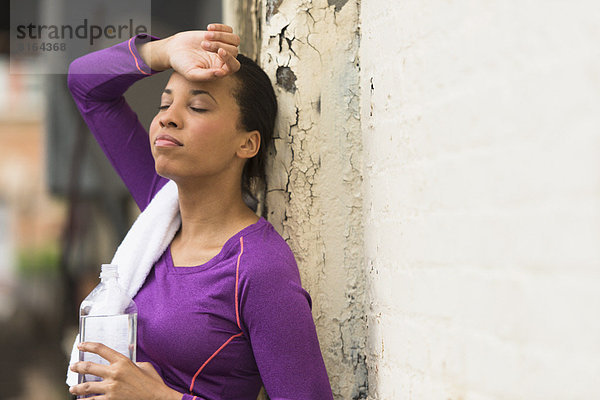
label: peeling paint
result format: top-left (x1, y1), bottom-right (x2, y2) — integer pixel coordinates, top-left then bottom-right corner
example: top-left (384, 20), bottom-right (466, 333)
top-left (260, 0), bottom-right (366, 398)
top-left (328, 0), bottom-right (350, 12)
top-left (266, 0), bottom-right (283, 23)
top-left (276, 66), bottom-right (298, 93)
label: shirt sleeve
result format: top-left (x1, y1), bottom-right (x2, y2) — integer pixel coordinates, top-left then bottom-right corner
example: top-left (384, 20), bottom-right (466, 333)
top-left (238, 245), bottom-right (334, 400)
top-left (66, 33), bottom-right (168, 210)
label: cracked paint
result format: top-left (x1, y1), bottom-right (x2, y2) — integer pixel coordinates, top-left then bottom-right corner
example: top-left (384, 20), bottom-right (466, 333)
top-left (328, 0), bottom-right (350, 12)
top-left (259, 0), bottom-right (367, 398)
top-left (265, 0), bottom-right (283, 23)
top-left (276, 66), bottom-right (298, 93)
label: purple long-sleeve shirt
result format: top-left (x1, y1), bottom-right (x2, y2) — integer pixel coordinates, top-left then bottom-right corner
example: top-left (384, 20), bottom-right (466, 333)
top-left (67, 34), bottom-right (333, 400)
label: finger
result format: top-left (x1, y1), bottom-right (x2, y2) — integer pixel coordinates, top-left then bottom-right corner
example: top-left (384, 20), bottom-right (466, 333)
top-left (78, 342), bottom-right (126, 364)
top-left (70, 361), bottom-right (110, 378)
top-left (205, 31), bottom-right (241, 47)
top-left (201, 41), bottom-right (239, 57)
top-left (69, 381), bottom-right (105, 397)
top-left (185, 68), bottom-right (222, 82)
top-left (217, 47), bottom-right (241, 74)
top-left (207, 23), bottom-right (233, 33)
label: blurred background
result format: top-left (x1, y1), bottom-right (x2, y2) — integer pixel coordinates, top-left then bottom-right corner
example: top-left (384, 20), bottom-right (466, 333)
top-left (3, 0), bottom-right (600, 399)
top-left (0, 1), bottom-right (222, 398)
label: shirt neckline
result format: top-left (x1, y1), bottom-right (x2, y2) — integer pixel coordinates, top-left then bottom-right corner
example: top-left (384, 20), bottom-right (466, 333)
top-left (166, 217), bottom-right (267, 274)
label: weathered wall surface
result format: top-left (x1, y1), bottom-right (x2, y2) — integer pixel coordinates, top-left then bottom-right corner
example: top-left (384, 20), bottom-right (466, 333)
top-left (223, 0), bottom-right (262, 60)
top-left (359, 1), bottom-right (600, 399)
top-left (225, 0), bottom-right (367, 398)
top-left (256, 0), bottom-right (366, 398)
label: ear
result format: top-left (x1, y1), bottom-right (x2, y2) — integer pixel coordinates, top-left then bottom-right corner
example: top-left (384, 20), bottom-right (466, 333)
top-left (237, 130), bottom-right (261, 159)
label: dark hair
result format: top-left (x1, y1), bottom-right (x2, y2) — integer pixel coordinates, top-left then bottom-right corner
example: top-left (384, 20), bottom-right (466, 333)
top-left (231, 54), bottom-right (278, 211)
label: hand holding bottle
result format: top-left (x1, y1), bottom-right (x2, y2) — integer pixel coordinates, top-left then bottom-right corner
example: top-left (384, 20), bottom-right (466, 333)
top-left (78, 264), bottom-right (138, 387)
top-left (70, 342), bottom-right (182, 400)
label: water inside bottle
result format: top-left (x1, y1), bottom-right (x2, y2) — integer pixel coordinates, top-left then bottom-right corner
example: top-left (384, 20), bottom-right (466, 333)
top-left (78, 313), bottom-right (137, 384)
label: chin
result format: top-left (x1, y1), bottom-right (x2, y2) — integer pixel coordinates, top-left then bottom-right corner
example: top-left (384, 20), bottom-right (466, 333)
top-left (154, 160), bottom-right (179, 181)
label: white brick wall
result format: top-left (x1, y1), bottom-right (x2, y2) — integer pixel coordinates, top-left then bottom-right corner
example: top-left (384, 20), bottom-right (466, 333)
top-left (359, 1), bottom-right (600, 398)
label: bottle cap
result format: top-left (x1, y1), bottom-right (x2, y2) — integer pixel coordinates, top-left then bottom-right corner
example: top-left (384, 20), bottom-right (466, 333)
top-left (100, 264), bottom-right (119, 279)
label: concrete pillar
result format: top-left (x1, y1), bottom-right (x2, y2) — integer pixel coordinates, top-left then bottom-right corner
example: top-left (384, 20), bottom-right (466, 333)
top-left (225, 0), bottom-right (367, 398)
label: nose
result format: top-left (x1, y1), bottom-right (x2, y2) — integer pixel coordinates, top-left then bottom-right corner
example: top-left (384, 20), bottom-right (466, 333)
top-left (158, 107), bottom-right (183, 129)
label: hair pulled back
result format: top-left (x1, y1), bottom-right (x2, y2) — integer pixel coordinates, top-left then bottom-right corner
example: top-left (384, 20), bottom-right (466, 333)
top-left (231, 54), bottom-right (278, 210)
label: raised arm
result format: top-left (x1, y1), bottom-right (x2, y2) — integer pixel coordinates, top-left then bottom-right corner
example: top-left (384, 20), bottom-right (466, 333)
top-left (67, 33), bottom-right (166, 210)
top-left (67, 25), bottom-right (240, 210)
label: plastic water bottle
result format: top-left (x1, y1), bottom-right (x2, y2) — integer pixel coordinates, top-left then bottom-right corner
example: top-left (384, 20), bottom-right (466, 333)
top-left (78, 264), bottom-right (137, 389)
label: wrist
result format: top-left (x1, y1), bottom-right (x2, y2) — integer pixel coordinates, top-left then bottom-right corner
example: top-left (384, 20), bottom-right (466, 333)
top-left (138, 36), bottom-right (171, 72)
top-left (150, 385), bottom-right (181, 400)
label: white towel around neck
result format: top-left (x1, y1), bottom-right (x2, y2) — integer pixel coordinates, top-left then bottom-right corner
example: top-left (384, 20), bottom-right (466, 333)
top-left (66, 180), bottom-right (181, 386)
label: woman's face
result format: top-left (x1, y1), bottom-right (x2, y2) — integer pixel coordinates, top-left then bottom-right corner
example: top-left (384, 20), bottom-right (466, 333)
top-left (148, 72), bottom-right (247, 183)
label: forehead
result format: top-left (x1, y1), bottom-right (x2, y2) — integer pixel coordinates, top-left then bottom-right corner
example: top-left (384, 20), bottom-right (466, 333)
top-left (163, 72), bottom-right (238, 102)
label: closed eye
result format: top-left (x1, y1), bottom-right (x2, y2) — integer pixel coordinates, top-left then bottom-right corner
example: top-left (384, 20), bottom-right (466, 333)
top-left (156, 105), bottom-right (207, 112)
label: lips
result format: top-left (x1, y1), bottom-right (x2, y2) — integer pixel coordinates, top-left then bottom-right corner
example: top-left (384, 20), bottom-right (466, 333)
top-left (155, 134), bottom-right (183, 147)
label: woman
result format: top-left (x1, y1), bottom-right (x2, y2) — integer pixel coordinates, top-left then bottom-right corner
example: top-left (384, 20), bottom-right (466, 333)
top-left (67, 24), bottom-right (333, 400)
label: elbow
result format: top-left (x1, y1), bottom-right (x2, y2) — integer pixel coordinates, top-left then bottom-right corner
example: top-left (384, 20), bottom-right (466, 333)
top-left (66, 57), bottom-right (85, 98)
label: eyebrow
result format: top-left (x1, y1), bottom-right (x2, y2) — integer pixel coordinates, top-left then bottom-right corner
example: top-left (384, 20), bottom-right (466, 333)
top-left (162, 88), bottom-right (218, 104)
